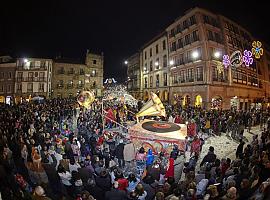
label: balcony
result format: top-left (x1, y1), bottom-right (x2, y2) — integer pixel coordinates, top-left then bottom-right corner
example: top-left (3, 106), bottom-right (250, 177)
top-left (17, 77), bottom-right (47, 82)
top-left (67, 84), bottom-right (73, 89)
top-left (57, 84), bottom-right (64, 89)
top-left (67, 70), bottom-right (75, 75)
top-left (77, 84), bottom-right (84, 89)
top-left (17, 66), bottom-right (47, 70)
top-left (57, 70), bottom-right (65, 75)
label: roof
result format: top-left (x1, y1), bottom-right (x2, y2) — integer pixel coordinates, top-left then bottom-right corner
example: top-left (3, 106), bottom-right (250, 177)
top-left (140, 31), bottom-right (167, 50)
top-left (53, 57), bottom-right (85, 65)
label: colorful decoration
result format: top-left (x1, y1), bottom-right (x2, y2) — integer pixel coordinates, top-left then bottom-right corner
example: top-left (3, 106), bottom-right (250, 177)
top-left (215, 61), bottom-right (224, 74)
top-left (242, 50), bottom-right (253, 67)
top-left (230, 50), bottom-right (243, 68)
top-left (77, 91), bottom-right (95, 109)
top-left (222, 55), bottom-right (230, 69)
top-left (252, 41), bottom-right (263, 59)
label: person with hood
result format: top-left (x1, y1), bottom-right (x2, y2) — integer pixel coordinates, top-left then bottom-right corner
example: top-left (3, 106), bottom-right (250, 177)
top-left (146, 149), bottom-right (154, 168)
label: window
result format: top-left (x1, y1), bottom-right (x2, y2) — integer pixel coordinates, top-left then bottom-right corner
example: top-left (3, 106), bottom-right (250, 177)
top-left (8, 72), bottom-right (12, 79)
top-left (150, 76), bottom-right (153, 87)
top-left (144, 63), bottom-right (147, 72)
top-left (0, 85), bottom-right (4, 92)
top-left (185, 35), bottom-right (191, 45)
top-left (163, 40), bottom-right (166, 50)
top-left (179, 54), bottom-right (184, 65)
top-left (163, 73), bottom-right (167, 86)
top-left (176, 24), bottom-right (182, 33)
top-left (93, 60), bottom-right (97, 64)
top-left (215, 32), bottom-right (221, 43)
top-left (156, 44), bottom-right (159, 54)
top-left (28, 72), bottom-right (33, 81)
top-left (150, 61), bottom-right (153, 71)
top-left (68, 68), bottom-right (74, 74)
top-left (171, 42), bottom-right (176, 52)
top-left (91, 70), bottom-right (97, 77)
top-left (39, 72), bottom-right (45, 81)
top-left (17, 83), bottom-right (22, 91)
top-left (186, 51), bottom-right (192, 63)
top-left (6, 85), bottom-right (11, 92)
top-left (150, 48), bottom-right (152, 57)
top-left (57, 80), bottom-right (64, 88)
top-left (156, 74), bottom-right (159, 87)
top-left (35, 61), bottom-right (41, 68)
top-left (203, 15), bottom-right (210, 24)
top-left (67, 80), bottom-right (73, 88)
top-left (192, 30), bottom-right (199, 42)
top-left (0, 72), bottom-right (4, 79)
top-left (183, 20), bottom-right (188, 29)
top-left (79, 68), bottom-right (85, 75)
top-left (187, 69), bottom-right (194, 82)
top-left (27, 83), bottom-right (33, 92)
top-left (170, 29), bottom-right (175, 37)
top-left (173, 73), bottom-right (178, 84)
top-left (39, 83), bottom-right (44, 92)
top-left (180, 70), bottom-right (185, 83)
top-left (196, 67), bottom-right (203, 81)
top-left (155, 58), bottom-right (159, 70)
top-left (144, 77), bottom-right (147, 88)
top-left (177, 38), bottom-right (184, 49)
top-left (163, 55), bottom-right (167, 68)
top-left (144, 51), bottom-right (147, 60)
top-left (208, 30), bottom-right (214, 41)
top-left (190, 15), bottom-right (196, 25)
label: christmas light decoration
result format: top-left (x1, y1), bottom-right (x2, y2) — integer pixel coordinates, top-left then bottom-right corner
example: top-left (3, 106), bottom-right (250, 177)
top-left (252, 41), bottom-right (263, 59)
top-left (242, 50), bottom-right (253, 67)
top-left (222, 55), bottom-right (230, 69)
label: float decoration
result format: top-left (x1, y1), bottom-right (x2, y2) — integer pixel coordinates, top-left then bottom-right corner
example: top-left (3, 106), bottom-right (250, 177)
top-left (222, 55), bottom-right (230, 69)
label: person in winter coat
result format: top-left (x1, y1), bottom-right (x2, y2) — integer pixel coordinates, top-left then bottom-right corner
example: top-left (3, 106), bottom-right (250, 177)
top-left (105, 181), bottom-right (127, 200)
top-left (146, 149), bottom-right (154, 168)
top-left (124, 141), bottom-right (136, 162)
top-left (200, 146), bottom-right (217, 167)
top-left (165, 158), bottom-right (174, 178)
top-left (174, 155), bottom-right (184, 183)
top-left (115, 140), bottom-right (125, 168)
top-left (95, 169), bottom-right (112, 192)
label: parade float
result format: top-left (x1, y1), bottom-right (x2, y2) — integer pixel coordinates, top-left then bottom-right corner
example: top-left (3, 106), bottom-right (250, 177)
top-left (128, 92), bottom-right (187, 154)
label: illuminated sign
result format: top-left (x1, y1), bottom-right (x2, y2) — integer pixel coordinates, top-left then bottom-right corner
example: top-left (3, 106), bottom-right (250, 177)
top-left (222, 55), bottom-right (230, 69)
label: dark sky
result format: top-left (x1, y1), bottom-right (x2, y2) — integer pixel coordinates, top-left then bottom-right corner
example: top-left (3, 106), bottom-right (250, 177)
top-left (1, 0), bottom-right (269, 82)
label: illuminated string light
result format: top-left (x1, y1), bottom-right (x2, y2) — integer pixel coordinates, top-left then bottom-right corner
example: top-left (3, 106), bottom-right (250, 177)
top-left (252, 41), bottom-right (263, 59)
top-left (242, 50), bottom-right (253, 67)
top-left (222, 55), bottom-right (230, 69)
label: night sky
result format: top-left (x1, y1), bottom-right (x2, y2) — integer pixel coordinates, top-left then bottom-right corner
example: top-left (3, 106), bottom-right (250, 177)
top-left (1, 0), bottom-right (269, 82)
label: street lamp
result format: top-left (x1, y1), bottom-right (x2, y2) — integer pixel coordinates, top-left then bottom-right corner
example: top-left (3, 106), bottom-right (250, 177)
top-left (24, 58), bottom-right (28, 63)
top-left (192, 51), bottom-right (199, 59)
top-left (214, 51), bottom-right (221, 58)
top-left (154, 61), bottom-right (159, 66)
top-left (169, 60), bottom-right (174, 66)
top-left (124, 60), bottom-right (128, 65)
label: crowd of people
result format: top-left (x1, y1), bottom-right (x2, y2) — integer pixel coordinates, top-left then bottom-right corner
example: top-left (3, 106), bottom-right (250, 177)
top-left (0, 96), bottom-right (270, 200)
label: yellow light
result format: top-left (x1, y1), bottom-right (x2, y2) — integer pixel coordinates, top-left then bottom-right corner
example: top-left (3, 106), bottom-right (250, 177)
top-left (252, 41), bottom-right (263, 59)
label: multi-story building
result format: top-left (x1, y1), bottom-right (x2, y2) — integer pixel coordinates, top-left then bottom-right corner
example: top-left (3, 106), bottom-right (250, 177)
top-left (141, 32), bottom-right (169, 102)
top-left (52, 60), bottom-right (87, 98)
top-left (52, 51), bottom-right (104, 98)
top-left (126, 52), bottom-right (141, 99)
top-left (85, 51), bottom-right (104, 97)
top-left (140, 7), bottom-right (269, 109)
top-left (14, 58), bottom-right (53, 103)
top-left (0, 56), bottom-right (16, 104)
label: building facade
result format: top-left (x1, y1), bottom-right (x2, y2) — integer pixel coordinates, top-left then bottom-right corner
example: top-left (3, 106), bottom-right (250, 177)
top-left (52, 51), bottom-right (104, 98)
top-left (0, 56), bottom-right (16, 104)
top-left (14, 58), bottom-right (53, 103)
top-left (141, 32), bottom-right (169, 102)
top-left (127, 53), bottom-right (141, 99)
top-left (85, 51), bottom-right (104, 97)
top-left (139, 7), bottom-right (270, 110)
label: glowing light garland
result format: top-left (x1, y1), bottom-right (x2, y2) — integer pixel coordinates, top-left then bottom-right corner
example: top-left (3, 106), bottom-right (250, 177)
top-left (252, 41), bottom-right (263, 59)
top-left (214, 61), bottom-right (224, 74)
top-left (242, 50), bottom-right (253, 67)
top-left (222, 55), bottom-right (230, 69)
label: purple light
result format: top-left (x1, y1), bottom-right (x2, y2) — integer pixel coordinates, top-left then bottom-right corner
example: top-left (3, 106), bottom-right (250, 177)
top-left (242, 50), bottom-right (253, 67)
top-left (223, 55), bottom-right (230, 69)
